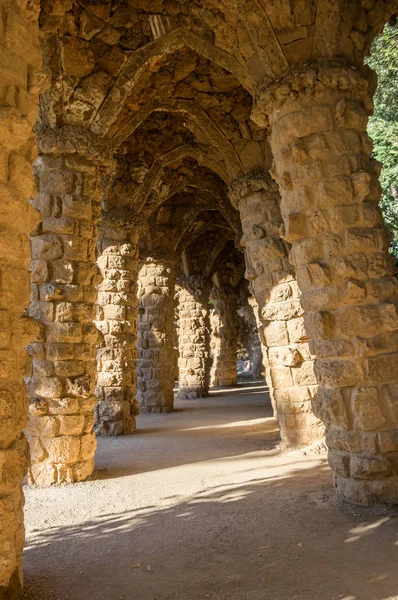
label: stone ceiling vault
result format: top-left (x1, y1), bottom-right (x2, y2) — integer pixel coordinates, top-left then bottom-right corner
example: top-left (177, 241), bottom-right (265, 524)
top-left (39, 0), bottom-right (398, 254)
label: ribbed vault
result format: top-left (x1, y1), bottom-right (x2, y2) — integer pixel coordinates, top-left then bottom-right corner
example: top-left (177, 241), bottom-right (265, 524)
top-left (39, 0), bottom-right (397, 136)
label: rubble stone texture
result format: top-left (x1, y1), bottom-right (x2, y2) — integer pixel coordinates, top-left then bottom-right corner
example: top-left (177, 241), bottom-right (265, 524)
top-left (253, 58), bottom-right (398, 505)
top-left (209, 284), bottom-right (238, 388)
top-left (1, 1), bottom-right (398, 595)
top-left (95, 222), bottom-right (140, 435)
top-left (247, 296), bottom-right (267, 382)
top-left (176, 276), bottom-right (211, 399)
top-left (237, 295), bottom-right (265, 382)
top-left (137, 258), bottom-right (176, 412)
top-left (26, 144), bottom-right (107, 486)
top-left (230, 175), bottom-right (324, 446)
top-left (0, 0), bottom-right (42, 595)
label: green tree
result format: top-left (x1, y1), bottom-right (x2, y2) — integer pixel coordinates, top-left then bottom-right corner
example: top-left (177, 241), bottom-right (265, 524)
top-left (367, 24), bottom-right (398, 257)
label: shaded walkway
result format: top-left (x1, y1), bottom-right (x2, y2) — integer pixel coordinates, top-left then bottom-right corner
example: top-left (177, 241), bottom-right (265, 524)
top-left (94, 382), bottom-right (278, 479)
top-left (23, 384), bottom-right (398, 600)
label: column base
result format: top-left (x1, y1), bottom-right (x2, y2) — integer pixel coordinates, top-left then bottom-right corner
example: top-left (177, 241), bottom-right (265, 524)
top-left (211, 377), bottom-right (237, 388)
top-left (29, 457), bottom-right (96, 486)
top-left (140, 405), bottom-right (174, 414)
top-left (95, 416), bottom-right (136, 436)
top-left (335, 474), bottom-right (398, 506)
top-left (177, 387), bottom-right (209, 400)
top-left (0, 568), bottom-right (22, 600)
top-left (278, 410), bottom-right (325, 447)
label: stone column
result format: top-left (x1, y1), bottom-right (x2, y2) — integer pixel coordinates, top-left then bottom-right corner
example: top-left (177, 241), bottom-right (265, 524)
top-left (237, 296), bottom-right (265, 382)
top-left (0, 1), bottom-right (42, 594)
top-left (209, 284), bottom-right (238, 388)
top-left (26, 129), bottom-right (112, 486)
top-left (253, 58), bottom-right (398, 505)
top-left (95, 220), bottom-right (140, 435)
top-left (136, 256), bottom-right (177, 412)
top-left (173, 305), bottom-right (179, 381)
top-left (247, 296), bottom-right (266, 381)
top-left (176, 275), bottom-right (210, 399)
top-left (230, 174), bottom-right (323, 446)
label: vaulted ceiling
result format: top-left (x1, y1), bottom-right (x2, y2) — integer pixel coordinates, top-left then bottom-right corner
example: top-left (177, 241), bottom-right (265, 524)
top-left (39, 0), bottom-right (398, 272)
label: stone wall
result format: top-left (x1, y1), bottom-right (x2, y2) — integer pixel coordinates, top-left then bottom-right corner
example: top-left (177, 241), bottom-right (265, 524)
top-left (209, 284), bottom-right (238, 388)
top-left (254, 58), bottom-right (398, 505)
top-left (230, 174), bottom-right (324, 446)
top-left (0, 0), bottom-right (42, 595)
top-left (95, 225), bottom-right (140, 435)
top-left (137, 258), bottom-right (176, 412)
top-left (176, 276), bottom-right (211, 399)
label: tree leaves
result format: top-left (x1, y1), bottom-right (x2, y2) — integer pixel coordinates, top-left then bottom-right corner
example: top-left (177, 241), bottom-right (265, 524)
top-left (367, 24), bottom-right (398, 258)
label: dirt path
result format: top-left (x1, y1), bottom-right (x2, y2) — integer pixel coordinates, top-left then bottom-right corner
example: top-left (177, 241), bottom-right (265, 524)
top-left (23, 383), bottom-right (398, 600)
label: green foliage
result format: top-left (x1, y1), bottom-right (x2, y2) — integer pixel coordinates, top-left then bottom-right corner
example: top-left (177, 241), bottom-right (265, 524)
top-left (367, 24), bottom-right (398, 257)
top-left (367, 118), bottom-right (398, 255)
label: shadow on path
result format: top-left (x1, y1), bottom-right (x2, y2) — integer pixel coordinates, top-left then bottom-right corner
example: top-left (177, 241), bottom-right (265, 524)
top-left (24, 462), bottom-right (398, 600)
top-left (23, 382), bottom-right (398, 600)
top-left (92, 382), bottom-right (279, 480)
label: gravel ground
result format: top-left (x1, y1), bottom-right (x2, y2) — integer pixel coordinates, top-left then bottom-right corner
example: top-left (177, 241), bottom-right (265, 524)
top-left (23, 383), bottom-right (398, 600)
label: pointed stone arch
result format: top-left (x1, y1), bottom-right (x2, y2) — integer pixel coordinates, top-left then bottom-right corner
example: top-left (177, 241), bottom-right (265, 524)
top-left (91, 28), bottom-right (257, 137)
top-left (133, 145), bottom-right (231, 215)
top-left (111, 98), bottom-right (243, 175)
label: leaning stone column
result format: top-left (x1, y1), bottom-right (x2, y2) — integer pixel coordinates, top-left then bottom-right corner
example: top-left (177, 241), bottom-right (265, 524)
top-left (95, 215), bottom-right (140, 435)
top-left (176, 275), bottom-right (210, 399)
top-left (0, 1), bottom-right (42, 593)
top-left (209, 284), bottom-right (238, 388)
top-left (26, 127), bottom-right (113, 486)
top-left (253, 58), bottom-right (398, 505)
top-left (136, 256), bottom-right (177, 412)
top-left (230, 174), bottom-right (323, 446)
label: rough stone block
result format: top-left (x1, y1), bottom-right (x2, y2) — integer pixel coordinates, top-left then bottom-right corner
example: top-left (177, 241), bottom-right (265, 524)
top-left (352, 387), bottom-right (386, 431)
top-left (46, 436), bottom-right (81, 465)
top-left (350, 455), bottom-right (391, 479)
top-left (316, 359), bottom-right (363, 387)
top-left (367, 354), bottom-right (398, 384)
top-left (59, 415), bottom-right (85, 436)
top-left (312, 387), bottom-right (349, 429)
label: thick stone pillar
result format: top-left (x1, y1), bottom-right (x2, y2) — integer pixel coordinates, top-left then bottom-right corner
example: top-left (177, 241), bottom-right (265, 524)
top-left (26, 130), bottom-right (112, 486)
top-left (230, 174), bottom-right (323, 446)
top-left (95, 221), bottom-right (140, 434)
top-left (136, 257), bottom-right (176, 412)
top-left (253, 58), bottom-right (398, 505)
top-left (176, 275), bottom-right (210, 399)
top-left (0, 1), bottom-right (42, 594)
top-left (209, 284), bottom-right (238, 388)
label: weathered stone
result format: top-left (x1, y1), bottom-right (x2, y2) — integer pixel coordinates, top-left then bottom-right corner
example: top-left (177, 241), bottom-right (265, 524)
top-left (0, 1), bottom-right (42, 592)
top-left (137, 257), bottom-right (176, 412)
top-left (210, 284), bottom-right (238, 388)
top-left (312, 388), bottom-right (349, 430)
top-left (1, 6), bottom-right (398, 594)
top-left (176, 276), bottom-right (211, 400)
top-left (229, 172), bottom-right (321, 446)
top-left (352, 387), bottom-right (386, 431)
top-left (258, 57), bottom-right (398, 505)
top-left (26, 152), bottom-right (107, 486)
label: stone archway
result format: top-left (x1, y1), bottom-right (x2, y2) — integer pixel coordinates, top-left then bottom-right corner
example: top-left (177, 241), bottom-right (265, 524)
top-left (23, 0), bottom-right (398, 504)
top-left (2, 0), bottom-right (398, 596)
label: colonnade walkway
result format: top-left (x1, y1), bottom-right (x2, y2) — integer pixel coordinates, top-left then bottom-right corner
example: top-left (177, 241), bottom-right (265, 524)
top-left (23, 383), bottom-right (398, 600)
